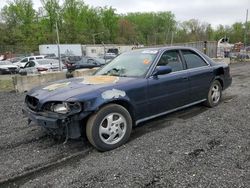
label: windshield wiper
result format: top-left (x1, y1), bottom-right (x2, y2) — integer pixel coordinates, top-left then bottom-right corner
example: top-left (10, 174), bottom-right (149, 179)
top-left (102, 68), bottom-right (126, 77)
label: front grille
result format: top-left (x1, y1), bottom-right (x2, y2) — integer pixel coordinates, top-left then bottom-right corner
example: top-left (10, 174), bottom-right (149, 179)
top-left (8, 67), bottom-right (17, 72)
top-left (26, 95), bottom-right (39, 111)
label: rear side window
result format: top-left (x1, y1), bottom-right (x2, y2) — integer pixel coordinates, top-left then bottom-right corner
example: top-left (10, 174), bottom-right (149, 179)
top-left (157, 50), bottom-right (183, 72)
top-left (182, 50), bottom-right (208, 69)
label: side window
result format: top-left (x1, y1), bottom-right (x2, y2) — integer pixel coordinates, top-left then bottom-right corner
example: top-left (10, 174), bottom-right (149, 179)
top-left (157, 50), bottom-right (183, 72)
top-left (182, 50), bottom-right (208, 69)
top-left (36, 57), bottom-right (43, 59)
top-left (29, 61), bottom-right (36, 67)
top-left (29, 57), bottom-right (35, 60)
top-left (21, 58), bottom-right (28, 63)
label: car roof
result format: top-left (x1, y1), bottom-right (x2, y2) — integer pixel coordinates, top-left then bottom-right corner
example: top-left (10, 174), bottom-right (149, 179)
top-left (22, 55), bottom-right (45, 59)
top-left (138, 46), bottom-right (200, 52)
top-left (32, 59), bottom-right (59, 63)
top-left (124, 46), bottom-right (200, 55)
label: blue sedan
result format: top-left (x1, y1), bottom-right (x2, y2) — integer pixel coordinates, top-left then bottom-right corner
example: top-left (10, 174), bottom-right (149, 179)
top-left (23, 47), bottom-right (232, 151)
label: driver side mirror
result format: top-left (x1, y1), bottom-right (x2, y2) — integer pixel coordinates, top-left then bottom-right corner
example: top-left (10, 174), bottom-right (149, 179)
top-left (152, 65), bottom-right (172, 76)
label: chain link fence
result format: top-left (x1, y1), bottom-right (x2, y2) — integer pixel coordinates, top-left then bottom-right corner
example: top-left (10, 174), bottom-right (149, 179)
top-left (1, 41), bottom-right (218, 58)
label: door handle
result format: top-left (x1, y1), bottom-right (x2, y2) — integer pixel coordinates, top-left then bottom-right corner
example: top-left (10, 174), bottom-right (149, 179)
top-left (182, 77), bottom-right (188, 80)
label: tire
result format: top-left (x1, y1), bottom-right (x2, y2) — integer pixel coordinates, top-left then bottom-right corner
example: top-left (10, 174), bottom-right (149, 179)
top-left (86, 104), bottom-right (132, 151)
top-left (204, 80), bottom-right (222, 108)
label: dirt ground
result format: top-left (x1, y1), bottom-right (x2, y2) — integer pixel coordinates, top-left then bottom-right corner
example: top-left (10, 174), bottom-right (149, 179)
top-left (0, 62), bottom-right (249, 188)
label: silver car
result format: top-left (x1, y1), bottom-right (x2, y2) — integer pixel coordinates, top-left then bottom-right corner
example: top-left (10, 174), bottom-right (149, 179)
top-left (0, 60), bottom-right (19, 74)
top-left (19, 59), bottom-right (63, 75)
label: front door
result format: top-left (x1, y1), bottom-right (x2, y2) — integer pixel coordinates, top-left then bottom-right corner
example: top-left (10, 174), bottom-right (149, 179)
top-left (147, 50), bottom-right (189, 116)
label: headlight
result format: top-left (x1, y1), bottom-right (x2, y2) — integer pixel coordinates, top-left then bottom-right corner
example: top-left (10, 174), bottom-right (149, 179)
top-left (53, 103), bottom-right (69, 114)
top-left (44, 102), bottom-right (82, 114)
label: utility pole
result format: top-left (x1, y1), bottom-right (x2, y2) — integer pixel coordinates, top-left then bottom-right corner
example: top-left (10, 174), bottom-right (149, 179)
top-left (244, 9), bottom-right (248, 47)
top-left (102, 42), bottom-right (106, 63)
top-left (38, 12), bottom-right (62, 71)
top-left (92, 32), bottom-right (104, 45)
top-left (55, 21), bottom-right (62, 71)
top-left (170, 31), bottom-right (174, 46)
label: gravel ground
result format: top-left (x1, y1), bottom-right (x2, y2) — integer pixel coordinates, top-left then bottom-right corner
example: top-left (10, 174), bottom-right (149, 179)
top-left (0, 62), bottom-right (249, 187)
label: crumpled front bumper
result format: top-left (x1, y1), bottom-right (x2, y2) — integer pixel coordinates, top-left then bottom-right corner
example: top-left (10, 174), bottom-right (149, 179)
top-left (22, 105), bottom-right (90, 139)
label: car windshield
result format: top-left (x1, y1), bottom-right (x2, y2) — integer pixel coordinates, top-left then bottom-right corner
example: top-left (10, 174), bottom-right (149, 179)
top-left (95, 49), bottom-right (158, 77)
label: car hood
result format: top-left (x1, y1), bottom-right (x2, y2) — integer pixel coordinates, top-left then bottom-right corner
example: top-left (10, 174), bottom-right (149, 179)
top-left (27, 75), bottom-right (137, 104)
top-left (0, 64), bottom-right (18, 69)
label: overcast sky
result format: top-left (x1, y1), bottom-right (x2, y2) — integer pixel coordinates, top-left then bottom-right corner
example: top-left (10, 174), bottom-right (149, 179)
top-left (1, 0), bottom-right (249, 27)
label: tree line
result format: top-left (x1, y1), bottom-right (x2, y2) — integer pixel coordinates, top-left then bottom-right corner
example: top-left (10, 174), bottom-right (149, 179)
top-left (0, 0), bottom-right (249, 53)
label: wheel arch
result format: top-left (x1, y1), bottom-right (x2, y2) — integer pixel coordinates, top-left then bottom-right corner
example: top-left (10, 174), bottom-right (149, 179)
top-left (97, 99), bottom-right (136, 125)
top-left (214, 76), bottom-right (224, 89)
top-left (213, 67), bottom-right (225, 89)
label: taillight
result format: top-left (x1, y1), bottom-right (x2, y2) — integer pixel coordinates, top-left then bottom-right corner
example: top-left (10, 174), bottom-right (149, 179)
top-left (37, 67), bottom-right (48, 71)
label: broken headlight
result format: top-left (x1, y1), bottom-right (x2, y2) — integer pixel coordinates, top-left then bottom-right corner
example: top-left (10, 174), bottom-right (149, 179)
top-left (44, 102), bottom-right (82, 114)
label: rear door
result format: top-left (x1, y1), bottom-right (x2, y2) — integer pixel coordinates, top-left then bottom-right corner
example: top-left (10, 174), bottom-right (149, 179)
top-left (181, 50), bottom-right (214, 103)
top-left (147, 50), bottom-right (189, 115)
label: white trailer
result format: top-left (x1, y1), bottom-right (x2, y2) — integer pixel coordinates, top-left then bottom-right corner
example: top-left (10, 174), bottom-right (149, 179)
top-left (39, 44), bottom-right (83, 57)
top-left (83, 44), bottom-right (136, 57)
top-left (39, 44), bottom-right (140, 58)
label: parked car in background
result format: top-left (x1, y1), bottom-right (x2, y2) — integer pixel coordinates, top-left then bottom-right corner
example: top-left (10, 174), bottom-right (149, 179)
top-left (0, 60), bottom-right (19, 74)
top-left (103, 53), bottom-right (117, 62)
top-left (13, 55), bottom-right (45, 68)
top-left (23, 47), bottom-right (232, 151)
top-left (19, 59), bottom-right (64, 75)
top-left (63, 56), bottom-right (82, 64)
top-left (6, 56), bottom-right (25, 63)
top-left (66, 57), bottom-right (106, 71)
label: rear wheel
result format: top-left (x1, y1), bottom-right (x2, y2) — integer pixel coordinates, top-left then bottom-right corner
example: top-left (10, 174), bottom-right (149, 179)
top-left (86, 104), bottom-right (132, 151)
top-left (204, 80), bottom-right (222, 107)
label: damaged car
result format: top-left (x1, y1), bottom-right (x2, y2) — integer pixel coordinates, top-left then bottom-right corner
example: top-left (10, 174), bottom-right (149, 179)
top-left (23, 47), bottom-right (232, 151)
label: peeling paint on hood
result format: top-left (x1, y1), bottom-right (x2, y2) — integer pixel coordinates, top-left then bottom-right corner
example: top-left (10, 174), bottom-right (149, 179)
top-left (82, 75), bottom-right (119, 85)
top-left (43, 82), bottom-right (71, 91)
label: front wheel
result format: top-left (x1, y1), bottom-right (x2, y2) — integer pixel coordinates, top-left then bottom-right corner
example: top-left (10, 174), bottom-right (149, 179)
top-left (204, 80), bottom-right (222, 107)
top-left (86, 104), bottom-right (132, 151)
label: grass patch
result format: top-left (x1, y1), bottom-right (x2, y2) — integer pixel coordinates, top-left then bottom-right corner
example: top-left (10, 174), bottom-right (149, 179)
top-left (0, 79), bottom-right (14, 92)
